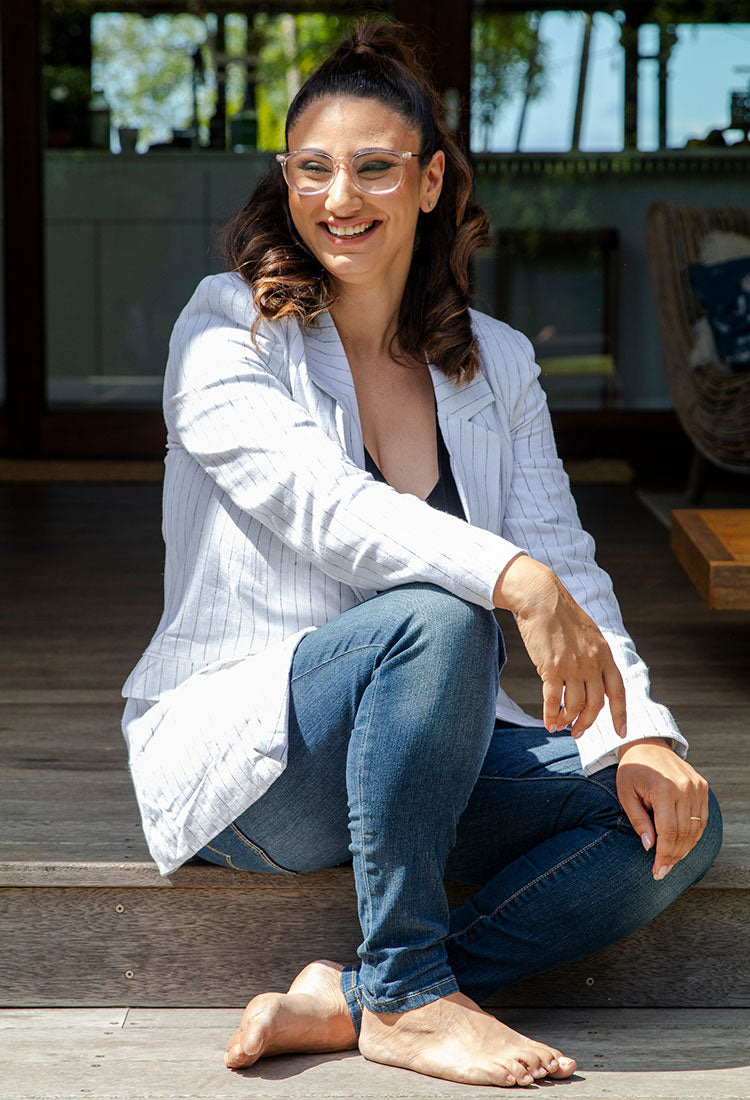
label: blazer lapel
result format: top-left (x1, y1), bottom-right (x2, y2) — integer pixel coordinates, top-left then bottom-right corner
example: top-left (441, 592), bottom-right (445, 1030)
top-left (429, 363), bottom-right (501, 534)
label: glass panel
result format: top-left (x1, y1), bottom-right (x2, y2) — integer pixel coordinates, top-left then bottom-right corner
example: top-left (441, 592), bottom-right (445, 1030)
top-left (41, 5), bottom-right (392, 409)
top-left (471, 5), bottom-right (750, 411)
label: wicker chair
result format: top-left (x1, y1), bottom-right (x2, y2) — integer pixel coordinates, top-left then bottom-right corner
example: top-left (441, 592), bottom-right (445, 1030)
top-left (645, 200), bottom-right (750, 493)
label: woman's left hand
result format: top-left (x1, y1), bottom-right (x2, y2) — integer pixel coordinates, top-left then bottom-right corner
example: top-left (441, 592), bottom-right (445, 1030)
top-left (616, 738), bottom-right (710, 881)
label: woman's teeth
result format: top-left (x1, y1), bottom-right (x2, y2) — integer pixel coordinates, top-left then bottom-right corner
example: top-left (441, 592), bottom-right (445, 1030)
top-left (326, 221), bottom-right (375, 237)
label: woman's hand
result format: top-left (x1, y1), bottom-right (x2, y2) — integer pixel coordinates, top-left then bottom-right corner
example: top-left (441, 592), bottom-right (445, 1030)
top-left (493, 554), bottom-right (627, 738)
top-left (616, 738), bottom-right (710, 879)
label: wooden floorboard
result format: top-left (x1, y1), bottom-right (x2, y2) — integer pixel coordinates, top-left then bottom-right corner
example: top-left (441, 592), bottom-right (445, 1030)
top-left (2, 1007), bottom-right (749, 1099)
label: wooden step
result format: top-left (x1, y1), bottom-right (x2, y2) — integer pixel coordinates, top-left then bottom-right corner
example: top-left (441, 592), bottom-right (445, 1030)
top-left (3, 1006), bottom-right (750, 1099)
top-left (1, 851), bottom-right (747, 1009)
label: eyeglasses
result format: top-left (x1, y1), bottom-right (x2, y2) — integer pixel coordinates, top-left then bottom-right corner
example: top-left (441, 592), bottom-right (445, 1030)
top-left (276, 148), bottom-right (427, 196)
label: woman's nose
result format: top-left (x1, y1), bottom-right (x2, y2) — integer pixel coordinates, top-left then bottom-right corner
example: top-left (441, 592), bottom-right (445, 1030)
top-left (324, 163), bottom-right (362, 212)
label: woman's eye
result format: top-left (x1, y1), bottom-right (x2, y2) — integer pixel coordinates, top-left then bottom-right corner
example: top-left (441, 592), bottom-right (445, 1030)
top-left (357, 159), bottom-right (392, 176)
top-left (301, 162), bottom-right (330, 176)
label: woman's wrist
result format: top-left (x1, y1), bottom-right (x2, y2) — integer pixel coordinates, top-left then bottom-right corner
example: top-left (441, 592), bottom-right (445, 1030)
top-left (617, 736), bottom-right (671, 762)
top-left (492, 554), bottom-right (558, 616)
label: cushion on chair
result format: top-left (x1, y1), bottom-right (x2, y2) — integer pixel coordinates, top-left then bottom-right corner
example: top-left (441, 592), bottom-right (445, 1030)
top-left (688, 256), bottom-right (750, 371)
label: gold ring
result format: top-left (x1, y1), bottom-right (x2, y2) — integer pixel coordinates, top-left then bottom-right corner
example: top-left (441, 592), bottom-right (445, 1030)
top-left (689, 816), bottom-right (702, 821)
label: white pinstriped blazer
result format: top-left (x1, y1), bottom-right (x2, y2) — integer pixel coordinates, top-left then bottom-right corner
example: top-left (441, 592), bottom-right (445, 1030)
top-left (121, 271), bottom-right (687, 875)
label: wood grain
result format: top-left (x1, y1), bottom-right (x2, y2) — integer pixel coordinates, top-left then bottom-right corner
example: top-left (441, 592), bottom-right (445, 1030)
top-left (1, 884), bottom-right (747, 1009)
top-left (3, 1007), bottom-right (750, 1099)
top-left (671, 510), bottom-right (750, 609)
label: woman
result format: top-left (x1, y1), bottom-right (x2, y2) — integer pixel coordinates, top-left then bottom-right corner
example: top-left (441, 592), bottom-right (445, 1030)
top-left (121, 20), bottom-right (721, 1088)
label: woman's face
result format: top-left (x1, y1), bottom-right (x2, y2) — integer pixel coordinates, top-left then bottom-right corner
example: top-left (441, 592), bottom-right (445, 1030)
top-left (285, 95), bottom-right (444, 294)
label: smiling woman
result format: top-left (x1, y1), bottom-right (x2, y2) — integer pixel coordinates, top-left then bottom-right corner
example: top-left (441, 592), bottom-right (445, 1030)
top-left (220, 28), bottom-right (487, 386)
top-left (120, 17), bottom-right (721, 1092)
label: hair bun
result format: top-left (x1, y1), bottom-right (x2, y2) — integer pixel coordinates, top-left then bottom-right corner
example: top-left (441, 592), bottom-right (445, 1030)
top-left (343, 18), bottom-right (421, 70)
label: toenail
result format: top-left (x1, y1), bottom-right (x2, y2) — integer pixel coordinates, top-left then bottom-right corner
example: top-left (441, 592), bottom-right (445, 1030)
top-left (506, 1074), bottom-right (515, 1085)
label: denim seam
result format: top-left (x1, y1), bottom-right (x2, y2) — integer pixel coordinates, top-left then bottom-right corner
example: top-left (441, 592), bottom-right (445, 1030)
top-left (444, 826), bottom-right (618, 943)
top-left (350, 967), bottom-right (364, 1013)
top-left (227, 823), bottom-right (297, 874)
top-left (202, 842), bottom-right (240, 871)
top-left (359, 974), bottom-right (459, 1011)
top-left (290, 644), bottom-right (383, 685)
top-left (356, 664), bottom-right (381, 948)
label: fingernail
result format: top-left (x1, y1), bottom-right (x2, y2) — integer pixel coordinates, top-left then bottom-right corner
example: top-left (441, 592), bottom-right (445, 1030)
top-left (620, 722), bottom-right (627, 737)
top-left (654, 865), bottom-right (671, 880)
top-left (549, 724), bottom-right (557, 733)
top-left (641, 833), bottom-right (653, 851)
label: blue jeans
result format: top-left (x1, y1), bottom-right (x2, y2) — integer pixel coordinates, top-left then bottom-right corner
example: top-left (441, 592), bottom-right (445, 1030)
top-left (196, 583), bottom-right (722, 1036)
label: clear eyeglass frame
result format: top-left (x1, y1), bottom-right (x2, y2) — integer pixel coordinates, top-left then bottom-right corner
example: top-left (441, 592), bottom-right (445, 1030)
top-left (276, 148), bottom-right (427, 196)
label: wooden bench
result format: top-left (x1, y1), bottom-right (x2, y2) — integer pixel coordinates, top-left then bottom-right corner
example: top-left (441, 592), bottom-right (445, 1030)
top-left (671, 509), bottom-right (750, 610)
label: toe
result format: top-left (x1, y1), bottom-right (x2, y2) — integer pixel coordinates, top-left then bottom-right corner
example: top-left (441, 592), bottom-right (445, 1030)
top-left (505, 1058), bottom-right (535, 1086)
top-left (548, 1053), bottom-right (577, 1078)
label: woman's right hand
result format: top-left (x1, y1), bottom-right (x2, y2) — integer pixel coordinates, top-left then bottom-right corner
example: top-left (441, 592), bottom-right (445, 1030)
top-left (493, 554), bottom-right (627, 739)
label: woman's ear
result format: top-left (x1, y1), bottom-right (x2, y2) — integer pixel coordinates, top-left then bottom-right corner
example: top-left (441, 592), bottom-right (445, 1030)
top-left (420, 149), bottom-right (445, 213)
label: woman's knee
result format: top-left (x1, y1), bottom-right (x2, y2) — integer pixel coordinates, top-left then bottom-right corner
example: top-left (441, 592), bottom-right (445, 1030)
top-left (383, 582), bottom-right (503, 670)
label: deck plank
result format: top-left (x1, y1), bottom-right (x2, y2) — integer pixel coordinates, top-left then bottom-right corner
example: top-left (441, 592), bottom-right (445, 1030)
top-left (2, 1007), bottom-right (749, 1099)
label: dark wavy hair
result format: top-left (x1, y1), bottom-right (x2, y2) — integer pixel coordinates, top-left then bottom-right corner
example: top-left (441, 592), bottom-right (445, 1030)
top-left (221, 19), bottom-right (489, 385)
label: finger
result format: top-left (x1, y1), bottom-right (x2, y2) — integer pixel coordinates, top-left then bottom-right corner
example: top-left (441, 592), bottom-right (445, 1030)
top-left (617, 780), bottom-right (656, 853)
top-left (653, 799), bottom-right (681, 879)
top-left (542, 678), bottom-right (564, 732)
top-left (557, 680), bottom-right (586, 734)
top-left (570, 677), bottom-right (605, 738)
top-left (603, 662), bottom-right (627, 737)
top-left (673, 786), bottom-right (709, 863)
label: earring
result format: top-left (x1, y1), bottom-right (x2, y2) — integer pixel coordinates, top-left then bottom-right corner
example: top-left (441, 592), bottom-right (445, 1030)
top-left (427, 201), bottom-right (435, 209)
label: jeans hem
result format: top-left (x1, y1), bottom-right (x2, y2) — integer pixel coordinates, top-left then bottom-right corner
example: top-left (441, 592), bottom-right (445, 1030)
top-left (341, 965), bottom-right (461, 1030)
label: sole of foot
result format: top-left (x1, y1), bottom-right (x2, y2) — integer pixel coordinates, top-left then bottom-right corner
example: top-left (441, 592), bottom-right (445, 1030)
top-left (224, 959), bottom-right (358, 1069)
top-left (359, 991), bottom-right (577, 1087)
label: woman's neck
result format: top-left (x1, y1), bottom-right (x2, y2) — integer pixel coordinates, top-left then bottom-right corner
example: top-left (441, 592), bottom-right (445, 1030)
top-left (327, 279), bottom-right (407, 365)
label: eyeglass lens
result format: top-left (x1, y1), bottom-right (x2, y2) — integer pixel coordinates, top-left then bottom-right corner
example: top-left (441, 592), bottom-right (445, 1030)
top-left (285, 151), bottom-right (405, 193)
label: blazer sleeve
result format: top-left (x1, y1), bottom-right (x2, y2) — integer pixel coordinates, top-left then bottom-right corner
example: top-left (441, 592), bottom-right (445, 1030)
top-left (479, 318), bottom-right (688, 773)
top-left (163, 273), bottom-right (525, 610)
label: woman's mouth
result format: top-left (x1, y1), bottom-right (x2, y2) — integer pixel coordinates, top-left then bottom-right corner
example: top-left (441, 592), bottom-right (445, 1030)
top-left (321, 219), bottom-right (381, 242)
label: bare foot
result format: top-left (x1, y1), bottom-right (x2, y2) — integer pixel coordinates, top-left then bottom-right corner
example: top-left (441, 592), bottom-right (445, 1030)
top-left (224, 959), bottom-right (358, 1069)
top-left (359, 991), bottom-right (577, 1087)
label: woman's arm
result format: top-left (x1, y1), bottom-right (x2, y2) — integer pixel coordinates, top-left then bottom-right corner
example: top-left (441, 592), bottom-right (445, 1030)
top-left (478, 318), bottom-right (709, 879)
top-left (476, 317), bottom-right (688, 772)
top-left (164, 273), bottom-right (525, 608)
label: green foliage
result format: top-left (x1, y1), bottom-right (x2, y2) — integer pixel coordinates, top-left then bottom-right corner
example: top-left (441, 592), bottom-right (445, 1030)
top-left (252, 13), bottom-right (357, 149)
top-left (90, 11), bottom-right (358, 152)
top-left (472, 12), bottom-right (549, 151)
top-left (89, 10), bottom-right (548, 154)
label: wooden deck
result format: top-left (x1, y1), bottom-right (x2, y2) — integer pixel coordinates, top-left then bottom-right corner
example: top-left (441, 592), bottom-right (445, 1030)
top-left (1, 480), bottom-right (749, 1097)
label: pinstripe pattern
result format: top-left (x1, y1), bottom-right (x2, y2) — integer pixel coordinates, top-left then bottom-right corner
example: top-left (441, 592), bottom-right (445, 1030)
top-left (121, 272), bottom-right (686, 875)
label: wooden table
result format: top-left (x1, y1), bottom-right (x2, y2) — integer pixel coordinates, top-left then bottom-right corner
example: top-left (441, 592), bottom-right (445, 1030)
top-left (671, 509), bottom-right (750, 610)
